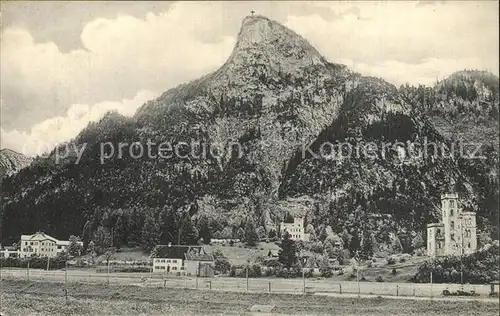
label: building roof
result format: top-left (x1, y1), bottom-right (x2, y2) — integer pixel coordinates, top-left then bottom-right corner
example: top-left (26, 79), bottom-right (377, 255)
top-left (21, 232), bottom-right (59, 243)
top-left (152, 245), bottom-right (214, 261)
top-left (185, 247), bottom-right (214, 261)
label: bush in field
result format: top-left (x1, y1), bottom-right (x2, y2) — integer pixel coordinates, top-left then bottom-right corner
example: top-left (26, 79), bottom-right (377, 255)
top-left (391, 268), bottom-right (397, 275)
top-left (410, 244), bottom-right (499, 284)
top-left (250, 264), bottom-right (262, 277)
top-left (386, 257), bottom-right (396, 265)
top-left (319, 257), bottom-right (333, 278)
top-left (376, 276), bottom-right (384, 282)
top-left (214, 256), bottom-right (231, 274)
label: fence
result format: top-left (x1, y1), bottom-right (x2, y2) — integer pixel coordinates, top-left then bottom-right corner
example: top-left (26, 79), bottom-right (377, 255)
top-left (0, 267), bottom-right (496, 299)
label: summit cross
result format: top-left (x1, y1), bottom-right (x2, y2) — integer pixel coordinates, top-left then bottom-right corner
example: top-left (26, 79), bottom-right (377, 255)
top-left (251, 10), bottom-right (255, 16)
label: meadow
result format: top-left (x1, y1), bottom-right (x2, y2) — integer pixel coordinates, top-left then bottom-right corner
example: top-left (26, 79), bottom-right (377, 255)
top-left (1, 279), bottom-right (498, 316)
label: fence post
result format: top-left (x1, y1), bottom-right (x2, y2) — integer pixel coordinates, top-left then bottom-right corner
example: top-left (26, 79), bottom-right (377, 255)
top-left (27, 259), bottom-right (30, 281)
top-left (413, 287), bottom-right (416, 297)
top-left (268, 281), bottom-right (271, 293)
top-left (107, 260), bottom-right (110, 286)
top-left (164, 279), bottom-right (166, 288)
top-left (396, 285), bottom-right (399, 297)
top-left (430, 271), bottom-right (433, 299)
top-left (339, 284), bottom-right (342, 295)
top-left (302, 269), bottom-right (305, 294)
top-left (246, 267), bottom-right (249, 292)
top-left (209, 280), bottom-right (212, 290)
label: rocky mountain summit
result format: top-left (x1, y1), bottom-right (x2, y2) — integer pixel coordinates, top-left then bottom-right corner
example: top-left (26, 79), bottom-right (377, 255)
top-left (1, 16), bottom-right (498, 253)
top-left (0, 149), bottom-right (32, 178)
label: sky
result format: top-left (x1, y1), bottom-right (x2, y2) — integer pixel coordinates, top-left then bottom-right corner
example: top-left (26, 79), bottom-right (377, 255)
top-left (1, 1), bottom-right (499, 156)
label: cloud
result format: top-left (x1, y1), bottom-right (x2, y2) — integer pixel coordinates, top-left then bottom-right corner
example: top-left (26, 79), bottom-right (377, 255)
top-left (1, 2), bottom-right (236, 131)
top-left (1, 90), bottom-right (157, 156)
top-left (285, 1), bottom-right (499, 81)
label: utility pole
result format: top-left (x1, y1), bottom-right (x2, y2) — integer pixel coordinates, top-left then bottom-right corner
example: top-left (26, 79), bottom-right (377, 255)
top-left (430, 271), bottom-right (433, 299)
top-left (27, 258), bottom-right (30, 281)
top-left (460, 216), bottom-right (464, 289)
top-left (107, 258), bottom-right (110, 286)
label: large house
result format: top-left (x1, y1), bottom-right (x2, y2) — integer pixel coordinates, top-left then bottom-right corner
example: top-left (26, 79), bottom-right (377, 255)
top-left (280, 215), bottom-right (310, 242)
top-left (427, 194), bottom-right (477, 257)
top-left (152, 244), bottom-right (215, 277)
top-left (0, 232), bottom-right (82, 258)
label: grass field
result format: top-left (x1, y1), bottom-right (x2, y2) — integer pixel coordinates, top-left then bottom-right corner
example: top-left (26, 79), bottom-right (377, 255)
top-left (1, 280), bottom-right (498, 316)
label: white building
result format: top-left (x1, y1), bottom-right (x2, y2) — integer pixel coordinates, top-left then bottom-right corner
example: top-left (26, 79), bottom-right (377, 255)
top-left (280, 216), bottom-right (310, 242)
top-left (152, 244), bottom-right (214, 276)
top-left (427, 194), bottom-right (477, 257)
top-left (18, 232), bottom-right (82, 258)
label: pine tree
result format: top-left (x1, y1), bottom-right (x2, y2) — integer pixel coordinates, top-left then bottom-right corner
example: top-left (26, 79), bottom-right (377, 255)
top-left (127, 208), bottom-right (144, 247)
top-left (93, 226), bottom-right (112, 254)
top-left (197, 215), bottom-right (212, 244)
top-left (278, 231), bottom-right (297, 268)
top-left (411, 232), bottom-right (425, 250)
top-left (180, 215), bottom-right (198, 245)
top-left (349, 230), bottom-right (361, 253)
top-left (67, 235), bottom-right (83, 257)
top-left (244, 217), bottom-right (259, 246)
top-left (360, 231), bottom-right (374, 260)
top-left (114, 213), bottom-right (128, 248)
top-left (391, 235), bottom-right (403, 254)
top-left (159, 206), bottom-right (179, 244)
top-left (236, 227), bottom-right (245, 240)
top-left (141, 212), bottom-right (160, 251)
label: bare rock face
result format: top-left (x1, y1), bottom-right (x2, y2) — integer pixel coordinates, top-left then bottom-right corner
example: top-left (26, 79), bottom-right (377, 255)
top-left (0, 149), bottom-right (32, 178)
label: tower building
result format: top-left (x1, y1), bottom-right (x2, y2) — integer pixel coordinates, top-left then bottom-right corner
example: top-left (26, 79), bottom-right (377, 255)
top-left (426, 193), bottom-right (477, 257)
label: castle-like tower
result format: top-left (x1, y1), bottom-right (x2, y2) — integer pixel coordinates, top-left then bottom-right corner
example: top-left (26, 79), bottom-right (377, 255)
top-left (427, 193), bottom-right (477, 257)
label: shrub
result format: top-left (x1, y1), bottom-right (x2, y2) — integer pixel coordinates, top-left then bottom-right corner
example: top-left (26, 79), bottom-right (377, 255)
top-left (229, 240), bottom-right (234, 246)
top-left (399, 257), bottom-right (406, 263)
top-left (229, 266), bottom-right (237, 277)
top-left (214, 256), bottom-right (231, 274)
top-left (376, 276), bottom-right (384, 282)
top-left (387, 257), bottom-right (396, 265)
top-left (250, 264), bottom-right (262, 277)
top-left (410, 244), bottom-right (499, 284)
top-left (391, 268), bottom-right (397, 275)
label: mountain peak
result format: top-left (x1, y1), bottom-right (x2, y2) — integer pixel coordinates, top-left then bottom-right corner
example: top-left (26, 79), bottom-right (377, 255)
top-left (221, 15), bottom-right (326, 76)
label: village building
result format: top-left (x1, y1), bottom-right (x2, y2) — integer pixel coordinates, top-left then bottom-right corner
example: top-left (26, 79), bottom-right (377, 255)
top-left (427, 193), bottom-right (477, 257)
top-left (0, 232), bottom-right (82, 258)
top-left (152, 244), bottom-right (215, 277)
top-left (280, 215), bottom-right (310, 242)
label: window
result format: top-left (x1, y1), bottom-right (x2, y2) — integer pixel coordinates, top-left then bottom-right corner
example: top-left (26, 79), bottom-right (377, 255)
top-left (57, 246), bottom-right (62, 249)
top-left (450, 209), bottom-right (454, 216)
top-left (468, 243), bottom-right (471, 248)
top-left (30, 242), bottom-right (33, 245)
top-left (167, 260), bottom-right (171, 263)
top-left (173, 260), bottom-right (177, 263)
top-left (450, 200), bottom-right (455, 208)
top-left (451, 221), bottom-right (455, 230)
top-left (25, 242), bottom-right (28, 245)
top-left (172, 267), bottom-right (177, 270)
